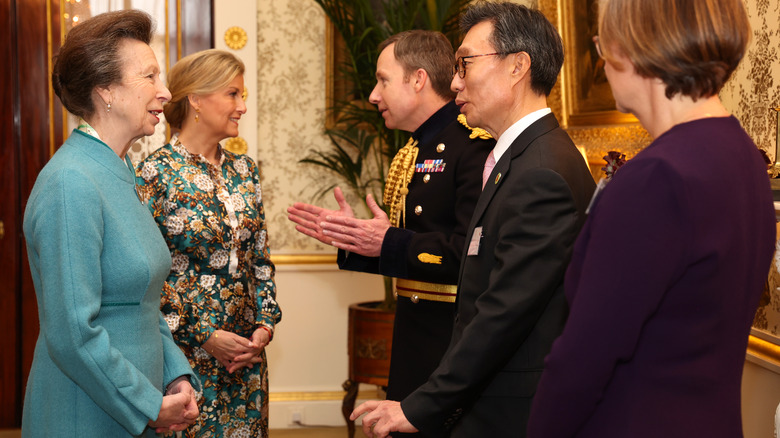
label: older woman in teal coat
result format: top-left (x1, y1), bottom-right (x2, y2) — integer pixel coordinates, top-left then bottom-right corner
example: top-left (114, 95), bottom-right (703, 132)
top-left (22, 10), bottom-right (199, 437)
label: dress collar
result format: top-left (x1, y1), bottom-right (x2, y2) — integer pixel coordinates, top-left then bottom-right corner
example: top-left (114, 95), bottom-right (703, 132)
top-left (170, 133), bottom-right (225, 167)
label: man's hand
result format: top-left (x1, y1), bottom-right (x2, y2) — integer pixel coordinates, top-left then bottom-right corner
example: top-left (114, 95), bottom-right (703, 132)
top-left (350, 400), bottom-right (418, 438)
top-left (287, 187), bottom-right (355, 246)
top-left (319, 193), bottom-right (391, 257)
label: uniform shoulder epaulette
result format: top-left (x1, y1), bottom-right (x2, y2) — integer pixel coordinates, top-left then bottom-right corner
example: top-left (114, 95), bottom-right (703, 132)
top-left (457, 114), bottom-right (493, 140)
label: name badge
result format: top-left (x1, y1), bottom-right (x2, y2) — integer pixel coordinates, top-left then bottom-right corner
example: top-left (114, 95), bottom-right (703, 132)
top-left (467, 226), bottom-right (483, 256)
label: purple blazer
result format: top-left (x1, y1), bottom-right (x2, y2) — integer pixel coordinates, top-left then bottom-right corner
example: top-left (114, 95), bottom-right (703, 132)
top-left (528, 116), bottom-right (776, 437)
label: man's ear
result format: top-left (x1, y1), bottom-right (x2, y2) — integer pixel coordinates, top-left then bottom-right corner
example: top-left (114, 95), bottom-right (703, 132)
top-left (412, 68), bottom-right (428, 93)
top-left (512, 52), bottom-right (532, 81)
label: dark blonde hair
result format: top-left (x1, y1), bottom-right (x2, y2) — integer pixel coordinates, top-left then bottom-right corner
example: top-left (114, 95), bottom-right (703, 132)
top-left (598, 0), bottom-right (749, 100)
top-left (378, 31), bottom-right (456, 100)
top-left (52, 10), bottom-right (153, 118)
top-left (163, 49), bottom-right (245, 129)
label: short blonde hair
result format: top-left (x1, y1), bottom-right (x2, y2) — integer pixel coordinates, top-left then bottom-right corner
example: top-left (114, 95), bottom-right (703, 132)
top-left (164, 49), bottom-right (245, 129)
top-left (598, 0), bottom-right (749, 100)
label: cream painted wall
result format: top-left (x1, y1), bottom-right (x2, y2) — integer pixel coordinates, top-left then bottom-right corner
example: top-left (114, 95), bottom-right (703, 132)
top-left (743, 359), bottom-right (780, 438)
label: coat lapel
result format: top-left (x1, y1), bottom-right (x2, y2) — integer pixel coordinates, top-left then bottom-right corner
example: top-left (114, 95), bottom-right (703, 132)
top-left (466, 113), bottom-right (561, 232)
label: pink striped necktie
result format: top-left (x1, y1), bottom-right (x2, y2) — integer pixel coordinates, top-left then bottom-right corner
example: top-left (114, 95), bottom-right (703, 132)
top-left (482, 151), bottom-right (496, 189)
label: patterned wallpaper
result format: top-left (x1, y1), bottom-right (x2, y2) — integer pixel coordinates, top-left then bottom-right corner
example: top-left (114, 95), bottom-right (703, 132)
top-left (720, 0), bottom-right (780, 163)
top-left (254, 0), bottom-right (338, 254)
top-left (719, 0), bottom-right (780, 340)
top-left (122, 0), bottom-right (780, 258)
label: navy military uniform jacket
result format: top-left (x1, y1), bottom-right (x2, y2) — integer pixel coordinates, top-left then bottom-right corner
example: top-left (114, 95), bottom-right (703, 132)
top-left (338, 101), bottom-right (493, 406)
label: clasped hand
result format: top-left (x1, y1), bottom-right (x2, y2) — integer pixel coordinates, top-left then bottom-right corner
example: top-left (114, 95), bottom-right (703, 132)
top-left (149, 377), bottom-right (198, 433)
top-left (287, 187), bottom-right (390, 257)
top-left (202, 328), bottom-right (270, 373)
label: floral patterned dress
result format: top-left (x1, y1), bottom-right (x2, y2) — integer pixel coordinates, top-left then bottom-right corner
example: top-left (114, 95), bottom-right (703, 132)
top-left (136, 136), bottom-right (281, 438)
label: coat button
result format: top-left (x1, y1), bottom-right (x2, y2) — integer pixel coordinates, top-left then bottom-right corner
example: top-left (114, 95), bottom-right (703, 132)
top-left (437, 143), bottom-right (445, 153)
top-left (414, 205), bottom-right (422, 215)
top-left (423, 174), bottom-right (431, 183)
top-left (411, 294), bottom-right (419, 303)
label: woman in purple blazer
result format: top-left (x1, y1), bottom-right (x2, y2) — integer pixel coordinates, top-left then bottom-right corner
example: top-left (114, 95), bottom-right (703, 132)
top-left (527, 0), bottom-right (776, 437)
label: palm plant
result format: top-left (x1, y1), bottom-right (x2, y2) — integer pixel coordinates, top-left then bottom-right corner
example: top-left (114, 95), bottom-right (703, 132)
top-left (305, 0), bottom-right (470, 308)
top-left (305, 0), bottom-right (469, 205)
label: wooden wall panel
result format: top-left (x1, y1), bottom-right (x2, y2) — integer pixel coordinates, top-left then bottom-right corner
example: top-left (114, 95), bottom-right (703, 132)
top-left (0, 0), bottom-right (210, 428)
top-left (0, 0), bottom-right (21, 425)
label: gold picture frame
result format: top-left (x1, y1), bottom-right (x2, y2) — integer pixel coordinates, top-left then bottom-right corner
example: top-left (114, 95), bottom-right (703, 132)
top-left (556, 0), bottom-right (636, 127)
top-left (537, 0), bottom-right (649, 171)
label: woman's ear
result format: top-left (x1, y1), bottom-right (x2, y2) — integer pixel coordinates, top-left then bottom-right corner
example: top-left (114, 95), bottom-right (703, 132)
top-left (187, 94), bottom-right (200, 112)
top-left (94, 86), bottom-right (112, 108)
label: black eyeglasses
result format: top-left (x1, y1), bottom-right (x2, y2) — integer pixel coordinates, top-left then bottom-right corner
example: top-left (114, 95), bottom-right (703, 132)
top-left (592, 35), bottom-right (603, 59)
top-left (452, 52), bottom-right (509, 79)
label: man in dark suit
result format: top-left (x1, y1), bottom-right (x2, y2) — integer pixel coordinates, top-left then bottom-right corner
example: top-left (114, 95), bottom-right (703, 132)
top-left (350, 3), bottom-right (596, 437)
top-left (287, 30), bottom-right (493, 435)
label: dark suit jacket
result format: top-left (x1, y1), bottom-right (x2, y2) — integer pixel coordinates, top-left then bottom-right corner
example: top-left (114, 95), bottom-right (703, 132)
top-left (527, 116), bottom-right (776, 438)
top-left (401, 113), bottom-right (596, 437)
top-left (338, 101), bottom-right (494, 406)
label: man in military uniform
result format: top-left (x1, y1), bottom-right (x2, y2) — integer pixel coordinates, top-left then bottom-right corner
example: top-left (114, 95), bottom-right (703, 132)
top-left (287, 30), bottom-right (493, 434)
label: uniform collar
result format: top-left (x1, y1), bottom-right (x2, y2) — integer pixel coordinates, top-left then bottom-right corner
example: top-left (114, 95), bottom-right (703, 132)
top-left (411, 100), bottom-right (460, 146)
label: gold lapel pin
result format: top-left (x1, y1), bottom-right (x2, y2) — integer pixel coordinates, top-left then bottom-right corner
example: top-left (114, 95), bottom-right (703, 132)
top-left (495, 173), bottom-right (502, 185)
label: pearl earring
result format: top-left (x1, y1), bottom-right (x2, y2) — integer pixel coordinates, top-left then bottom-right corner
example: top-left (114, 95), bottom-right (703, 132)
top-left (107, 103), bottom-right (111, 113)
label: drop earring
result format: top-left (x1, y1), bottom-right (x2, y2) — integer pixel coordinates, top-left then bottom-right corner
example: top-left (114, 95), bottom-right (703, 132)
top-left (106, 102), bottom-right (111, 113)
top-left (195, 108), bottom-right (200, 123)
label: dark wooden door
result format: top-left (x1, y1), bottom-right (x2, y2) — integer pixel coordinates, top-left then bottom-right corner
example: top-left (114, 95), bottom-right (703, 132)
top-left (0, 0), bottom-right (63, 427)
top-left (0, 0), bottom-right (212, 427)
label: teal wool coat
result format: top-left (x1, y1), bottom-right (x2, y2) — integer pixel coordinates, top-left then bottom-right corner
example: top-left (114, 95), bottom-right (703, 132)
top-left (22, 130), bottom-right (197, 437)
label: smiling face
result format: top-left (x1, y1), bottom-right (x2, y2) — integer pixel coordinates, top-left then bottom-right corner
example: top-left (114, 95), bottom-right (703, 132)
top-left (451, 20), bottom-right (515, 137)
top-left (108, 38), bottom-right (171, 143)
top-left (195, 74), bottom-right (247, 140)
top-left (368, 44), bottom-right (420, 132)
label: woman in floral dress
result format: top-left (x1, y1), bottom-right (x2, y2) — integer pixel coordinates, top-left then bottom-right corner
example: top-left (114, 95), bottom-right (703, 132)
top-left (136, 49), bottom-right (281, 438)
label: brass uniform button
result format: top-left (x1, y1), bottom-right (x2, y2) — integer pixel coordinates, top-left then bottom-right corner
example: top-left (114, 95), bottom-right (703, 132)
top-left (423, 174), bottom-right (431, 183)
top-left (414, 205), bottom-right (422, 215)
top-left (411, 294), bottom-right (420, 303)
top-left (400, 187), bottom-right (409, 195)
top-left (437, 143), bottom-right (446, 153)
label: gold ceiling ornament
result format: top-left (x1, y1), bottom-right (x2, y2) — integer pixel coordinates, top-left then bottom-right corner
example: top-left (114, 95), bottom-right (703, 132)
top-left (224, 136), bottom-right (248, 155)
top-left (224, 26), bottom-right (248, 50)
top-left (242, 87), bottom-right (248, 101)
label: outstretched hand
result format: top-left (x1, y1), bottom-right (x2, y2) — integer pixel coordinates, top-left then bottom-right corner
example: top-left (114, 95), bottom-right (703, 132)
top-left (287, 187), bottom-right (355, 246)
top-left (319, 193), bottom-right (391, 257)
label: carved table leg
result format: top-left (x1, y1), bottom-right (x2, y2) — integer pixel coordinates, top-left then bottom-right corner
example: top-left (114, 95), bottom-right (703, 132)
top-left (342, 379), bottom-right (359, 438)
